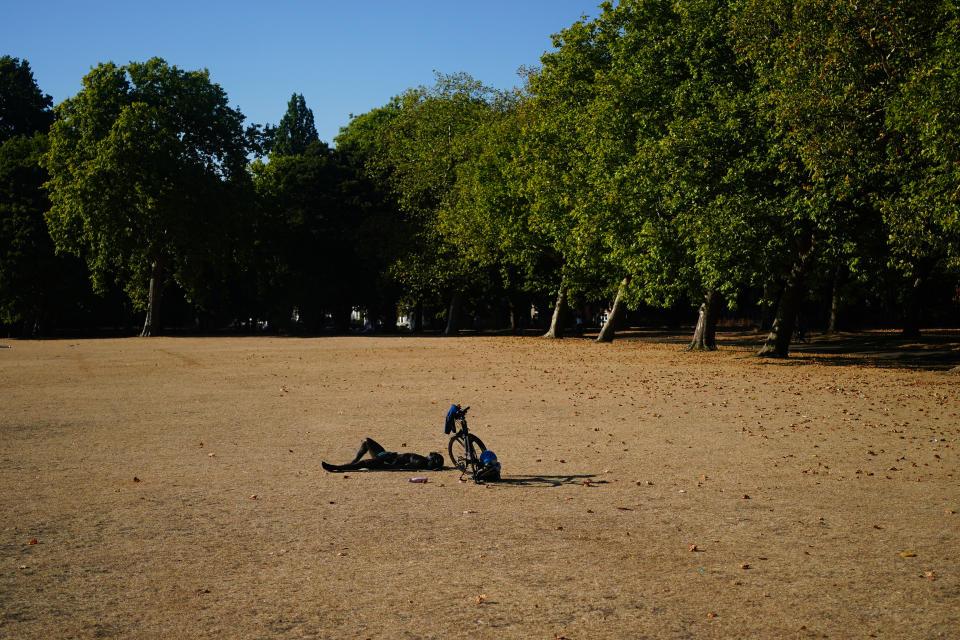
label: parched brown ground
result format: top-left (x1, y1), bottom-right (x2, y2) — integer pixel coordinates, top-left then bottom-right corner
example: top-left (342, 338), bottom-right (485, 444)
top-left (1, 332), bottom-right (958, 639)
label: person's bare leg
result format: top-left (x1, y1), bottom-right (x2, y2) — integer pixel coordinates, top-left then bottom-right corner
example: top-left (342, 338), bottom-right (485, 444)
top-left (348, 438), bottom-right (385, 464)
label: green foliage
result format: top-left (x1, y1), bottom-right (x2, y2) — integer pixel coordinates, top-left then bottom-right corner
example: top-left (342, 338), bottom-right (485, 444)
top-left (515, 0), bottom-right (775, 313)
top-left (42, 57), bottom-right (252, 328)
top-left (0, 134), bottom-right (94, 333)
top-left (250, 139), bottom-right (401, 331)
top-left (515, 9), bottom-right (623, 304)
top-left (12, 5), bottom-right (960, 337)
top-left (272, 93), bottom-right (319, 156)
top-left (0, 56), bottom-right (54, 142)
top-left (342, 74), bottom-right (508, 316)
top-left (885, 4), bottom-right (960, 275)
top-left (732, 0), bottom-right (952, 310)
top-left (0, 135), bottom-right (52, 326)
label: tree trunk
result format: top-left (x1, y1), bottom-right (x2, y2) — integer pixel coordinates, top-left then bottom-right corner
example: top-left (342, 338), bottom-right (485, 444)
top-left (141, 260), bottom-right (163, 337)
top-left (508, 295), bottom-right (529, 333)
top-left (687, 289), bottom-right (722, 351)
top-left (543, 284), bottom-right (568, 339)
top-left (412, 300), bottom-right (423, 333)
top-left (759, 234), bottom-right (815, 358)
top-left (596, 276), bottom-right (631, 343)
top-left (443, 292), bottom-right (461, 336)
top-left (826, 265), bottom-right (842, 334)
top-left (902, 276), bottom-right (923, 338)
top-left (759, 283), bottom-right (774, 332)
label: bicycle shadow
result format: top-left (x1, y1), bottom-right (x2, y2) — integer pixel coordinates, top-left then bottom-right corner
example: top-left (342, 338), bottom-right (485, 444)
top-left (494, 474), bottom-right (607, 487)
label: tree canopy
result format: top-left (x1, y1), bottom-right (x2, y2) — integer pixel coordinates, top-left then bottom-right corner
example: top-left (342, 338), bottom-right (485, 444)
top-left (4, 3), bottom-right (959, 344)
top-left (0, 55), bottom-right (53, 143)
top-left (272, 93), bottom-right (319, 156)
top-left (41, 57), bottom-right (254, 335)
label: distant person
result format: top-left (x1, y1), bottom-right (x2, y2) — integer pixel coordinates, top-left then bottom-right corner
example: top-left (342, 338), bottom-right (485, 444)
top-left (321, 438), bottom-right (443, 472)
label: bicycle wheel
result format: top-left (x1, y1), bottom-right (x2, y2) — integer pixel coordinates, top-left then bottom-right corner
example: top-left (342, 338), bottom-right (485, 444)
top-left (448, 433), bottom-right (486, 473)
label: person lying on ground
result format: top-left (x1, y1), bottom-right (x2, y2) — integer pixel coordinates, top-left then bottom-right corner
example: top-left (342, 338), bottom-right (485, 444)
top-left (321, 437), bottom-right (444, 472)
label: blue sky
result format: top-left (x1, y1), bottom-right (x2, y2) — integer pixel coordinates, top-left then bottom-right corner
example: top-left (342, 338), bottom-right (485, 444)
top-left (3, 0), bottom-right (599, 143)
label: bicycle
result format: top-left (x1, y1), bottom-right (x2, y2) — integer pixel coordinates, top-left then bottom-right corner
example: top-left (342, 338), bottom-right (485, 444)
top-left (444, 404), bottom-right (488, 482)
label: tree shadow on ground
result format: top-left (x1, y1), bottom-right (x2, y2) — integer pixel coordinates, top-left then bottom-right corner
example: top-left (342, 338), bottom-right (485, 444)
top-left (608, 328), bottom-right (960, 372)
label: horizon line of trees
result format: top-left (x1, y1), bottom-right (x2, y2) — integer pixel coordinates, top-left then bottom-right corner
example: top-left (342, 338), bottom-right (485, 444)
top-left (2, 0), bottom-right (959, 357)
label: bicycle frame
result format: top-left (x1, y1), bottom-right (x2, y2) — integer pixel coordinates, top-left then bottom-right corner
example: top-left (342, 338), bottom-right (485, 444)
top-left (445, 405), bottom-right (486, 481)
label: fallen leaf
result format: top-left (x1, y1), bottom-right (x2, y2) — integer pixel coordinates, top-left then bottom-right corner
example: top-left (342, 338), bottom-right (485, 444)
top-left (739, 563), bottom-right (751, 569)
top-left (462, 509), bottom-right (478, 514)
top-left (616, 506), bottom-right (632, 511)
top-left (133, 476), bottom-right (140, 483)
top-left (924, 571), bottom-right (936, 579)
top-left (741, 494), bottom-right (750, 499)
top-left (28, 539), bottom-right (37, 545)
top-left (249, 494), bottom-right (258, 500)
top-left (900, 552), bottom-right (917, 557)
top-left (689, 544), bottom-right (699, 552)
top-left (475, 593), bottom-right (486, 604)
top-left (707, 612), bottom-right (718, 618)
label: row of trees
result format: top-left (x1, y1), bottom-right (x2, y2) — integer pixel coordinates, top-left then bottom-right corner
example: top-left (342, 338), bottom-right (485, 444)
top-left (2, 0), bottom-right (959, 356)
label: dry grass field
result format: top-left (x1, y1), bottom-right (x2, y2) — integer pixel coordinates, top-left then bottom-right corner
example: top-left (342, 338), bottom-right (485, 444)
top-left (1, 332), bottom-right (958, 639)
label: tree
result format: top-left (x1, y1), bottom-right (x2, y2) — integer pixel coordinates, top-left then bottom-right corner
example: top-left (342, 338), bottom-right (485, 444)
top-left (519, 0), bottom-right (771, 347)
top-left (42, 58), bottom-right (254, 336)
top-left (595, 0), bottom-right (771, 349)
top-left (353, 74), bottom-right (504, 335)
top-left (0, 57), bottom-right (86, 336)
top-left (884, 3), bottom-right (960, 334)
top-left (0, 56), bottom-right (53, 142)
top-left (250, 138), bottom-right (397, 332)
top-left (272, 93), bottom-right (319, 156)
top-left (517, 14), bottom-right (626, 340)
top-left (443, 90), bottom-right (553, 332)
top-left (733, 0), bottom-right (945, 352)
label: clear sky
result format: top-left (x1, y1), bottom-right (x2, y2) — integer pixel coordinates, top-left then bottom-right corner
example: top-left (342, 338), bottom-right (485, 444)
top-left (3, 0), bottom-right (599, 144)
